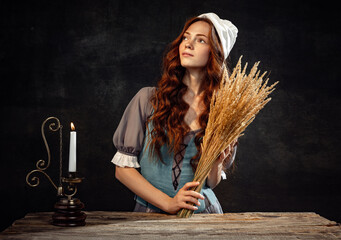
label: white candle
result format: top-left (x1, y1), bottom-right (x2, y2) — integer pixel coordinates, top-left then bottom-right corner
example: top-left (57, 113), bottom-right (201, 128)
top-left (68, 122), bottom-right (77, 172)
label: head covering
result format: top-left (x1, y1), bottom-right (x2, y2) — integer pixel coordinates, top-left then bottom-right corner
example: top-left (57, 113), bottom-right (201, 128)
top-left (198, 12), bottom-right (238, 60)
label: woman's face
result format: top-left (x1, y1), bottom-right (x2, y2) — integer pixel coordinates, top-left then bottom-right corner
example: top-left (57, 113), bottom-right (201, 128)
top-left (179, 21), bottom-right (211, 70)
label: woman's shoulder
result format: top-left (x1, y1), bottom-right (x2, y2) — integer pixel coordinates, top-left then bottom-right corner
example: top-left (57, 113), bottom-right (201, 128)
top-left (130, 87), bottom-right (155, 115)
top-left (135, 86), bottom-right (156, 99)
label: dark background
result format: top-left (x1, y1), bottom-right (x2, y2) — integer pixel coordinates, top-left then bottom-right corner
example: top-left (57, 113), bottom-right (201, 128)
top-left (1, 0), bottom-right (340, 231)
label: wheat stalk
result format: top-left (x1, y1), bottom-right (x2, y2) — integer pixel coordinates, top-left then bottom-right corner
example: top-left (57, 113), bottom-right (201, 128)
top-left (177, 56), bottom-right (278, 218)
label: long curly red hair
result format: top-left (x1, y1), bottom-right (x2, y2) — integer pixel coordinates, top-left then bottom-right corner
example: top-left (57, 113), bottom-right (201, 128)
top-left (147, 16), bottom-right (231, 170)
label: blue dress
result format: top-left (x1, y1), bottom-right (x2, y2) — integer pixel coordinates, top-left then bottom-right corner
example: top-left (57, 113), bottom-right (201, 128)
top-left (112, 87), bottom-right (232, 213)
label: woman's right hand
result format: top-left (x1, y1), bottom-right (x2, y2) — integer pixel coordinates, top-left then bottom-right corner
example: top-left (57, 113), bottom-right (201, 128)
top-left (166, 181), bottom-right (205, 214)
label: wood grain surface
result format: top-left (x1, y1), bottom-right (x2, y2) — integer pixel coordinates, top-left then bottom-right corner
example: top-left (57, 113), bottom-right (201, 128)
top-left (1, 211), bottom-right (340, 239)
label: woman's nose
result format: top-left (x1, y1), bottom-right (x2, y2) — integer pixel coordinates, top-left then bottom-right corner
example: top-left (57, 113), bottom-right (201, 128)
top-left (185, 42), bottom-right (193, 49)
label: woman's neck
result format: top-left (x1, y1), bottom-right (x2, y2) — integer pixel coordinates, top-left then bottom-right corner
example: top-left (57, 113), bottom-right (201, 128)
top-left (182, 68), bottom-right (205, 131)
top-left (182, 69), bottom-right (205, 96)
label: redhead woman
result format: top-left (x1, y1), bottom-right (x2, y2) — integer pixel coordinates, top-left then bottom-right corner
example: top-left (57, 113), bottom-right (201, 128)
top-left (112, 13), bottom-right (238, 214)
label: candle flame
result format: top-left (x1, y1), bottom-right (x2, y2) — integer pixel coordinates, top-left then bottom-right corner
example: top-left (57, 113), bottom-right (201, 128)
top-left (70, 122), bottom-right (75, 131)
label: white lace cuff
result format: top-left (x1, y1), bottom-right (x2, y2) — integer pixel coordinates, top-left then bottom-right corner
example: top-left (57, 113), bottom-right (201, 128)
top-left (111, 151), bottom-right (140, 168)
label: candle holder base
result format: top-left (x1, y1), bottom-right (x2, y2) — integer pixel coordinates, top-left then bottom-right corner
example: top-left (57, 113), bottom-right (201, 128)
top-left (52, 197), bottom-right (86, 227)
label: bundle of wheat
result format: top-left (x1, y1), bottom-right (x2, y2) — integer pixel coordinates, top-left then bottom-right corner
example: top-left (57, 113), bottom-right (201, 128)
top-left (177, 57), bottom-right (278, 218)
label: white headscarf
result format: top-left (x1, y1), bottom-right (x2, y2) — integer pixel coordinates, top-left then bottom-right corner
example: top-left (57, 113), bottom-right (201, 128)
top-left (198, 13), bottom-right (238, 60)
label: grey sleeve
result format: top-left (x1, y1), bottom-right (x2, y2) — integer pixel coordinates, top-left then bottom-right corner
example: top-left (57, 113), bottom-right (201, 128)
top-left (113, 87), bottom-right (155, 156)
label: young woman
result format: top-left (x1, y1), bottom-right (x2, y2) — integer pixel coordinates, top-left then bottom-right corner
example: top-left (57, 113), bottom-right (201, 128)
top-left (112, 13), bottom-right (238, 214)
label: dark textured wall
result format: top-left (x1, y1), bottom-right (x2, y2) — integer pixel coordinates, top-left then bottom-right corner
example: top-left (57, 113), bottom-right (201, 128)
top-left (1, 0), bottom-right (340, 231)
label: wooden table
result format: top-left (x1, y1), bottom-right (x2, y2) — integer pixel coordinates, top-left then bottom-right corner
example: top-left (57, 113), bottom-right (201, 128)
top-left (1, 211), bottom-right (340, 239)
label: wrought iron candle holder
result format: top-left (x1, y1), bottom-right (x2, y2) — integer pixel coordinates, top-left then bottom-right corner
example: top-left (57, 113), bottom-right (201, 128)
top-left (26, 116), bottom-right (86, 227)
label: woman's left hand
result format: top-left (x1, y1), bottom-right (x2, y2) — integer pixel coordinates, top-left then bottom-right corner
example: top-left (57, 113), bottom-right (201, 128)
top-left (217, 139), bottom-right (238, 164)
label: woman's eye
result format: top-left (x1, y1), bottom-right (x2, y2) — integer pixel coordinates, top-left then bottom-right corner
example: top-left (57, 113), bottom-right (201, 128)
top-left (183, 36), bottom-right (188, 40)
top-left (199, 39), bottom-right (206, 43)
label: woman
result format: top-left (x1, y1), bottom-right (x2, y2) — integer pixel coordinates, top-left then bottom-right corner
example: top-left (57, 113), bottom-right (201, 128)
top-left (112, 13), bottom-right (238, 214)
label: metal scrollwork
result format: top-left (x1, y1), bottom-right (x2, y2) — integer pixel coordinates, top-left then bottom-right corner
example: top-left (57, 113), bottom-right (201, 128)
top-left (26, 117), bottom-right (62, 190)
top-left (65, 184), bottom-right (77, 199)
top-left (26, 169), bottom-right (58, 189)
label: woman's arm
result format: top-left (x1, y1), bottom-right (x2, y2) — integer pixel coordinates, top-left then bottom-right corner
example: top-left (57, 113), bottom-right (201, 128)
top-left (206, 140), bottom-right (237, 189)
top-left (206, 152), bottom-right (225, 189)
top-left (115, 166), bottom-right (205, 214)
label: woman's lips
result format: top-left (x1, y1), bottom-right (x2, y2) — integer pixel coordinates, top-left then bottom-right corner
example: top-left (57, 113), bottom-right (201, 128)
top-left (182, 52), bottom-right (193, 57)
